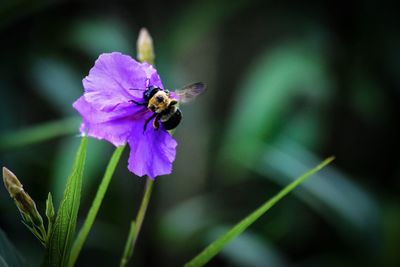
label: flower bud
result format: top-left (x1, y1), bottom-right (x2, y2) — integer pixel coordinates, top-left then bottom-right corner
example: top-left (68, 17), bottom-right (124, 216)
top-left (3, 167), bottom-right (22, 198)
top-left (2, 167), bottom-right (44, 227)
top-left (137, 28), bottom-right (155, 64)
top-left (46, 192), bottom-right (55, 222)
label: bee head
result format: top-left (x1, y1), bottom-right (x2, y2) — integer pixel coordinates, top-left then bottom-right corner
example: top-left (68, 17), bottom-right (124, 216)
top-left (143, 86), bottom-right (160, 102)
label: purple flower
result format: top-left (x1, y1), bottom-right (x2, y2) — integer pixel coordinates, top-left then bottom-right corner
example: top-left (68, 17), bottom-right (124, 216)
top-left (73, 52), bottom-right (177, 179)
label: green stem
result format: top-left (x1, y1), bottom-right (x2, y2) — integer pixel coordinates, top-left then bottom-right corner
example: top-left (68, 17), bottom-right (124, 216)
top-left (133, 177), bottom-right (154, 251)
top-left (46, 219), bottom-right (53, 242)
top-left (23, 222), bottom-right (46, 247)
top-left (119, 221), bottom-right (136, 267)
top-left (38, 224), bottom-right (48, 244)
top-left (68, 145), bottom-right (126, 267)
top-left (118, 27), bottom-right (156, 267)
top-left (119, 177), bottom-right (154, 267)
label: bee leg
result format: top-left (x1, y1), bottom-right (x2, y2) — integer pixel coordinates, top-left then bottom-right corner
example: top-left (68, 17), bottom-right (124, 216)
top-left (143, 113), bottom-right (157, 133)
top-left (130, 99), bottom-right (147, 106)
top-left (153, 114), bottom-right (162, 130)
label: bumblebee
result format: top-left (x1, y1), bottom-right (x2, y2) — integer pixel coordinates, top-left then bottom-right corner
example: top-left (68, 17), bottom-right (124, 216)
top-left (131, 82), bottom-right (206, 132)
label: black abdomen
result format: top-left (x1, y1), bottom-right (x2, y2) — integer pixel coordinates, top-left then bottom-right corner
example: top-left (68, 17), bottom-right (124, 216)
top-left (162, 109), bottom-right (182, 130)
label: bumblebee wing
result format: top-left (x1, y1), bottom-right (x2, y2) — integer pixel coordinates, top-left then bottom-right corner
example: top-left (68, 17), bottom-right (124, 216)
top-left (174, 82), bottom-right (206, 103)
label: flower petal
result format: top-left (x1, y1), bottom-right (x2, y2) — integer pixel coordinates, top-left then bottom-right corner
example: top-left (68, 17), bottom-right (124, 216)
top-left (127, 118), bottom-right (177, 178)
top-left (83, 52), bottom-right (163, 111)
top-left (73, 96), bottom-right (148, 146)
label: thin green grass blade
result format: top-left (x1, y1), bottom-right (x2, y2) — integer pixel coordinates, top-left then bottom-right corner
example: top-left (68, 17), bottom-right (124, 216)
top-left (119, 221), bottom-right (137, 267)
top-left (68, 145), bottom-right (126, 267)
top-left (43, 137), bottom-right (87, 267)
top-left (184, 156), bottom-right (335, 267)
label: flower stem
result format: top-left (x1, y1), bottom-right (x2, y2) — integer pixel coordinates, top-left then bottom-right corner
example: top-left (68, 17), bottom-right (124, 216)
top-left (119, 177), bottom-right (154, 267)
top-left (133, 177), bottom-right (154, 247)
top-left (68, 145), bottom-right (126, 267)
top-left (119, 221), bottom-right (136, 267)
top-left (119, 27), bottom-right (156, 267)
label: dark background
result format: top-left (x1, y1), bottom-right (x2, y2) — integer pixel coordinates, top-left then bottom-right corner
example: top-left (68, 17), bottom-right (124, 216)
top-left (1, 0), bottom-right (399, 266)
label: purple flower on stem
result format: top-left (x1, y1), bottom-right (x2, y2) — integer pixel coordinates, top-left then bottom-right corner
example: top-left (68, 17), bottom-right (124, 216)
top-left (73, 52), bottom-right (177, 179)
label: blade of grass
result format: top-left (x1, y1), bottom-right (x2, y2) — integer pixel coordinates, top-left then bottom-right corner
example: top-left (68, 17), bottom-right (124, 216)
top-left (0, 117), bottom-right (80, 151)
top-left (119, 221), bottom-right (136, 267)
top-left (184, 156), bottom-right (335, 267)
top-left (68, 145), bottom-right (126, 267)
top-left (43, 136), bottom-right (87, 267)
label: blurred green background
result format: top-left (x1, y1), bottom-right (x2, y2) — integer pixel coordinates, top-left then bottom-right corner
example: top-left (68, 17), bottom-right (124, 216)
top-left (0, 0), bottom-right (399, 266)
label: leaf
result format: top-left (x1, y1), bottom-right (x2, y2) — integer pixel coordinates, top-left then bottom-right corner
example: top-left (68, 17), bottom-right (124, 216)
top-left (51, 137), bottom-right (110, 204)
top-left (163, 0), bottom-right (249, 56)
top-left (30, 57), bottom-right (82, 115)
top-left (184, 157), bottom-right (334, 267)
top-left (0, 117), bottom-right (80, 151)
top-left (220, 40), bottom-right (331, 168)
top-left (0, 228), bottom-right (24, 267)
top-left (68, 145), bottom-right (126, 267)
top-left (43, 137), bottom-right (87, 267)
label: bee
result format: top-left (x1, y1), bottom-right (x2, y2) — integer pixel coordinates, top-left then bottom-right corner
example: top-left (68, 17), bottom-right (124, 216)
top-left (131, 82), bottom-right (206, 132)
